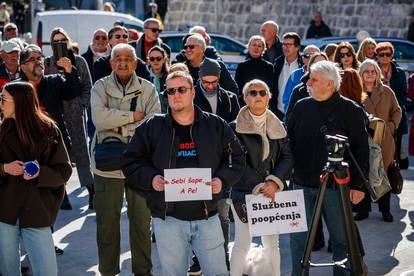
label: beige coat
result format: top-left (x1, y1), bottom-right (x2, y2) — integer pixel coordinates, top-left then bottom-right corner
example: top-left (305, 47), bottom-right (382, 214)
top-left (91, 71), bottom-right (161, 178)
top-left (363, 84), bottom-right (402, 169)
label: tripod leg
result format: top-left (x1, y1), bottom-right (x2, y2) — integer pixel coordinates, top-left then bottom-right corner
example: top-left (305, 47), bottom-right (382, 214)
top-left (337, 184), bottom-right (367, 276)
top-left (300, 174), bottom-right (329, 276)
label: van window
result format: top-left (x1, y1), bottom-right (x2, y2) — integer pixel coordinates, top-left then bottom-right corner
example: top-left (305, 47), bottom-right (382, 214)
top-left (210, 37), bottom-right (245, 55)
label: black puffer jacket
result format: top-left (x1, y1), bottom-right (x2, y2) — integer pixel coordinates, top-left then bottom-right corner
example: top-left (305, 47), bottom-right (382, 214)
top-left (389, 61), bottom-right (408, 135)
top-left (230, 107), bottom-right (293, 194)
top-left (122, 106), bottom-right (246, 219)
top-left (194, 83), bottom-right (240, 123)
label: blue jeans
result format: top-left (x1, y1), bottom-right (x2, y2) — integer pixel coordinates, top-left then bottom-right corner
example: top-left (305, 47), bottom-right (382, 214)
top-left (290, 183), bottom-right (348, 276)
top-left (0, 221), bottom-right (57, 276)
top-left (153, 214), bottom-right (229, 276)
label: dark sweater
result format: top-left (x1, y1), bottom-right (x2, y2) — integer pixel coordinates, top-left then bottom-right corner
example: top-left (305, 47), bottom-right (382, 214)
top-left (287, 92), bottom-right (369, 189)
top-left (235, 57), bottom-right (274, 105)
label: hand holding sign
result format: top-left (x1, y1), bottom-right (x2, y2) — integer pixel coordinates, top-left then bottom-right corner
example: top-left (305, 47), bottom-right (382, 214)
top-left (152, 175), bottom-right (168, 191)
top-left (206, 177), bottom-right (222, 194)
top-left (260, 180), bottom-right (280, 202)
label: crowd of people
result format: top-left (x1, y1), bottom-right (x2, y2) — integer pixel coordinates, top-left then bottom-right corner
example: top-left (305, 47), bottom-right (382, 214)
top-left (0, 6), bottom-right (413, 276)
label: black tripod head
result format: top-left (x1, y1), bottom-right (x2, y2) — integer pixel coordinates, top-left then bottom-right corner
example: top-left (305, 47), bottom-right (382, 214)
top-left (326, 134), bottom-right (347, 164)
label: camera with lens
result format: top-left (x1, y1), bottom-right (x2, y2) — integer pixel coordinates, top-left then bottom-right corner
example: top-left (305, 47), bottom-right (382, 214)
top-left (325, 134), bottom-right (348, 163)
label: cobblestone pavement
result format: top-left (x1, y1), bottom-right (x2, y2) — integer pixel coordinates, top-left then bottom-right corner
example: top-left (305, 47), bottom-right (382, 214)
top-left (22, 165), bottom-right (414, 275)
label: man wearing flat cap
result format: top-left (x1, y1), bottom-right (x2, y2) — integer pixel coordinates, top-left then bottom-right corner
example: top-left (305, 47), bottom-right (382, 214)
top-left (0, 40), bottom-right (21, 89)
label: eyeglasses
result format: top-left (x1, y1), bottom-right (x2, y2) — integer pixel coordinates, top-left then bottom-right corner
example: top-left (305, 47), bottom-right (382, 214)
top-left (166, 86), bottom-right (191, 95)
top-left (302, 53), bottom-right (312, 59)
top-left (146, 28), bottom-right (162, 33)
top-left (339, 52), bottom-right (352, 59)
top-left (201, 79), bottom-right (219, 86)
top-left (149, 56), bottom-right (163, 62)
top-left (0, 94), bottom-right (14, 104)
top-left (378, 52), bottom-right (392, 58)
top-left (23, 56), bottom-right (44, 64)
top-left (184, 44), bottom-right (198, 50)
top-left (94, 35), bottom-right (107, 40)
top-left (248, 90), bottom-right (267, 97)
top-left (282, 43), bottom-right (296, 48)
top-left (5, 27), bottom-right (16, 32)
top-left (113, 34), bottom-right (128, 39)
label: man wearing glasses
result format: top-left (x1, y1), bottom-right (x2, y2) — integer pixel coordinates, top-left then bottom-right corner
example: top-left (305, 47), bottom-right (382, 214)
top-left (271, 32), bottom-right (303, 120)
top-left (122, 70), bottom-right (245, 276)
top-left (82, 29), bottom-right (110, 78)
top-left (3, 22), bottom-right (17, 40)
top-left (131, 18), bottom-right (170, 63)
top-left (93, 26), bottom-right (150, 83)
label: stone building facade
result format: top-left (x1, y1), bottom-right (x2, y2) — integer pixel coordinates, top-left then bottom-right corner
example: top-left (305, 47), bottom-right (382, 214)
top-left (164, 0), bottom-right (413, 43)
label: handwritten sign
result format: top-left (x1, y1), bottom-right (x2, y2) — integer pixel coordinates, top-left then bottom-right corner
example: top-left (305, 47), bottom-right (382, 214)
top-left (164, 168), bottom-right (212, 202)
top-left (246, 190), bottom-right (307, 237)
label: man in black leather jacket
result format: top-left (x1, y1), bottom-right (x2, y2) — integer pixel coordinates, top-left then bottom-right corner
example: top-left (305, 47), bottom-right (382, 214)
top-left (122, 71), bottom-right (245, 276)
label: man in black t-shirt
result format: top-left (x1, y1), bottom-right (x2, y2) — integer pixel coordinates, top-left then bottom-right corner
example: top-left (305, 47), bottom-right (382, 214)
top-left (122, 71), bottom-right (245, 276)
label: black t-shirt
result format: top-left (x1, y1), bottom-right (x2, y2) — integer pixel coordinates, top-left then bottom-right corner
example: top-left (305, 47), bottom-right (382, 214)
top-left (167, 120), bottom-right (206, 221)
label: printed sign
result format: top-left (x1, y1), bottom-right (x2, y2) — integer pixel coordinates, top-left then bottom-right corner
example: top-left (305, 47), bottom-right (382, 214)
top-left (164, 168), bottom-right (212, 202)
top-left (246, 190), bottom-right (308, 237)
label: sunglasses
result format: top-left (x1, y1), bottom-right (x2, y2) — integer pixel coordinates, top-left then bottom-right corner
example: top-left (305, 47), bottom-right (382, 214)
top-left (184, 45), bottom-right (198, 50)
top-left (166, 86), bottom-right (191, 95)
top-left (149, 56), bottom-right (163, 62)
top-left (339, 52), bottom-right (352, 59)
top-left (146, 28), bottom-right (162, 33)
top-left (0, 94), bottom-right (14, 103)
top-left (248, 90), bottom-right (267, 97)
top-left (5, 27), bottom-right (16, 32)
top-left (302, 53), bottom-right (312, 59)
top-left (94, 35), bottom-right (107, 40)
top-left (378, 52), bottom-right (392, 58)
top-left (113, 34), bottom-right (128, 39)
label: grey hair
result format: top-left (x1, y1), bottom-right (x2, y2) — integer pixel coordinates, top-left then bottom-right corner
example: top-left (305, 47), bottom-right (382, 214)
top-left (303, 44), bottom-right (320, 53)
top-left (110, 43), bottom-right (137, 60)
top-left (187, 34), bottom-right (206, 50)
top-left (242, 79), bottom-right (271, 99)
top-left (143, 18), bottom-right (161, 28)
top-left (189, 25), bottom-right (206, 34)
top-left (261, 20), bottom-right (279, 33)
top-left (93, 28), bottom-right (107, 36)
top-left (309, 60), bottom-right (342, 91)
top-left (247, 35), bottom-right (266, 50)
top-left (359, 59), bottom-right (383, 88)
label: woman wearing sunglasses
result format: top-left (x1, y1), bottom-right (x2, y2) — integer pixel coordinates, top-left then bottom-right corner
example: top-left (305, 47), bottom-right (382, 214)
top-left (229, 79), bottom-right (293, 276)
top-left (334, 42), bottom-right (360, 70)
top-left (147, 46), bottom-right (170, 113)
top-left (0, 82), bottom-right (72, 276)
top-left (44, 27), bottom-right (95, 209)
top-left (235, 35), bottom-right (273, 106)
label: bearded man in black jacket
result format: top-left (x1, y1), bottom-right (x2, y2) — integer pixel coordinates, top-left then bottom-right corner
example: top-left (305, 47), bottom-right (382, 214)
top-left (287, 61), bottom-right (369, 276)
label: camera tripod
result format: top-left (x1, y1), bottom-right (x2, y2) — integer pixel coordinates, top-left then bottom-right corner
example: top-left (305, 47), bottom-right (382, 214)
top-left (300, 160), bottom-right (367, 276)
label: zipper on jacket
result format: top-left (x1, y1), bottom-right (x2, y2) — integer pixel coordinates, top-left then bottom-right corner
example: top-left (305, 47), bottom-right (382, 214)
top-left (227, 142), bottom-right (233, 168)
top-left (165, 128), bottom-right (176, 218)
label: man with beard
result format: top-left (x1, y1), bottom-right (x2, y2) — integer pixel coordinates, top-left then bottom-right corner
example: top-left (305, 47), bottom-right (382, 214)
top-left (19, 44), bottom-right (81, 209)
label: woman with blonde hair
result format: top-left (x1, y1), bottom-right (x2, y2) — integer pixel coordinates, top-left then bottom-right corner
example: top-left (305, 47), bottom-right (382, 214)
top-left (357, 38), bottom-right (377, 62)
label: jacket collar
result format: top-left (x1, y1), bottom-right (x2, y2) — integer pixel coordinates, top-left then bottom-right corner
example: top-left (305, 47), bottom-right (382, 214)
top-left (107, 71), bottom-right (142, 98)
top-left (235, 106), bottom-right (287, 139)
top-left (165, 105), bottom-right (204, 125)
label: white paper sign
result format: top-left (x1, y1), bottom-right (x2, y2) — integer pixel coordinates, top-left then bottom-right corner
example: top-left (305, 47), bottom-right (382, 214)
top-left (164, 168), bottom-right (212, 202)
top-left (246, 190), bottom-right (308, 237)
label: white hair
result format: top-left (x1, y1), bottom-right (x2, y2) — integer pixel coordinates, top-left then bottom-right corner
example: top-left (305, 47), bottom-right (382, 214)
top-left (261, 20), bottom-right (279, 33)
top-left (242, 79), bottom-right (271, 99)
top-left (310, 60), bottom-right (342, 91)
top-left (189, 25), bottom-right (206, 34)
top-left (359, 59), bottom-right (382, 88)
top-left (356, 30), bottom-right (370, 42)
top-left (111, 43), bottom-right (137, 60)
top-left (303, 44), bottom-right (320, 53)
top-left (247, 35), bottom-right (266, 49)
top-left (187, 34), bottom-right (206, 50)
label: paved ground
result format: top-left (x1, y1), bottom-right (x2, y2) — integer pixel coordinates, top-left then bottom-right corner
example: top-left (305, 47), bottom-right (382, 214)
top-left (21, 164), bottom-right (414, 275)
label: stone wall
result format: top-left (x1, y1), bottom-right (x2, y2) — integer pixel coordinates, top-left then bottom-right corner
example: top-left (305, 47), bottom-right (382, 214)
top-left (164, 0), bottom-right (413, 43)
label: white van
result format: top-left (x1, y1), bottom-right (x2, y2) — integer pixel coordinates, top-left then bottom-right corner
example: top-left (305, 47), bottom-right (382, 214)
top-left (33, 10), bottom-right (143, 56)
